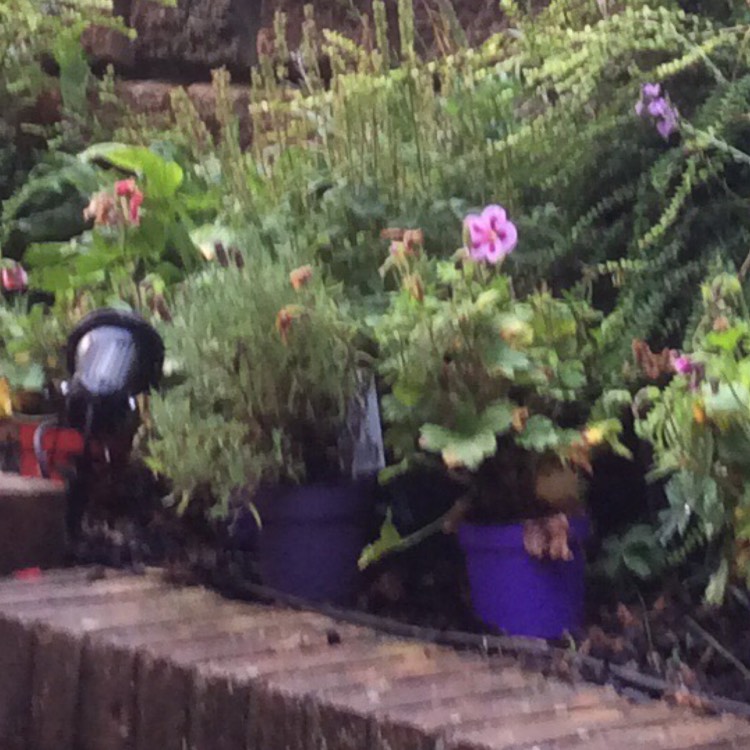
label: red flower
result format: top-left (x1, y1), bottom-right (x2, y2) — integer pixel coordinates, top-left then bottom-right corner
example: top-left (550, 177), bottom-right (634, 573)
top-left (129, 189), bottom-right (144, 225)
top-left (1, 263), bottom-right (28, 292)
top-left (115, 178), bottom-right (137, 197)
top-left (113, 179), bottom-right (144, 225)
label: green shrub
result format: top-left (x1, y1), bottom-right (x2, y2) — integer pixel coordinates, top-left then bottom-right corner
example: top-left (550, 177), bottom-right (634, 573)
top-left (0, 0), bottom-right (176, 244)
top-left (24, 143), bottom-right (204, 302)
top-left (167, 1), bottom-right (750, 370)
top-left (0, 299), bottom-right (67, 398)
top-left (146, 259), bottom-right (368, 516)
top-left (632, 273), bottom-right (750, 603)
top-left (374, 209), bottom-right (627, 523)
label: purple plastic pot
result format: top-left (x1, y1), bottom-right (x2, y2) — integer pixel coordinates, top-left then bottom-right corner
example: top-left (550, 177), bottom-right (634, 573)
top-left (458, 517), bottom-right (590, 639)
top-left (250, 480), bottom-right (374, 605)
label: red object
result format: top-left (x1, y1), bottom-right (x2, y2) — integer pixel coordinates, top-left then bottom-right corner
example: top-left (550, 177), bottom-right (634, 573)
top-left (18, 423), bottom-right (85, 482)
top-left (1, 264), bottom-right (28, 292)
top-left (18, 422), bottom-right (135, 482)
top-left (114, 178), bottom-right (144, 225)
top-left (128, 189), bottom-right (143, 224)
top-left (115, 178), bottom-right (137, 197)
top-left (13, 567), bottom-right (42, 581)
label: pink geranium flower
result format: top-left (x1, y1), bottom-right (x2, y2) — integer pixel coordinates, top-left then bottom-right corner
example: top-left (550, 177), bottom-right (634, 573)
top-left (673, 355), bottom-right (693, 374)
top-left (128, 189), bottom-right (144, 225)
top-left (115, 178), bottom-right (137, 197)
top-left (464, 205), bottom-right (518, 264)
top-left (114, 178), bottom-right (144, 226)
top-left (670, 351), bottom-right (694, 375)
top-left (1, 263), bottom-right (28, 293)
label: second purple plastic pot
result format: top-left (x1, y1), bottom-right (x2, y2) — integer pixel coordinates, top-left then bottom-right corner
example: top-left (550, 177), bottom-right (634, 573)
top-left (251, 480), bottom-right (374, 605)
top-left (458, 517), bottom-right (589, 639)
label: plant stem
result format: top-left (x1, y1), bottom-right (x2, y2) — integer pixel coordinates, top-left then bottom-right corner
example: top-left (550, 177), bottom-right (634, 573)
top-left (686, 616), bottom-right (750, 682)
top-left (739, 249), bottom-right (750, 282)
top-left (377, 507), bottom-right (455, 561)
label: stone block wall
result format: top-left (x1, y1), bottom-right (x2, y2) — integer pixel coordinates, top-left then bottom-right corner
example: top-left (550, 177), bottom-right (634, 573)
top-left (87, 0), bottom-right (264, 78)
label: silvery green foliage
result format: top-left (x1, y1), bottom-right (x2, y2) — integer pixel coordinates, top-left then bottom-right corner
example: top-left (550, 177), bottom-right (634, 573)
top-left (146, 260), bottom-right (366, 517)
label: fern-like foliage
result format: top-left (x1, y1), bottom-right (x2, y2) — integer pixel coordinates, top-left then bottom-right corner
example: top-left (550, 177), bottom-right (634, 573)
top-left (181, 0), bottom-right (750, 365)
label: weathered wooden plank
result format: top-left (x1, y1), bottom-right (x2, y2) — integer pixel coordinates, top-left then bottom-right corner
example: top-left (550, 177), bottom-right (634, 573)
top-left (0, 475), bottom-right (66, 575)
top-left (446, 703), bottom-right (750, 750)
top-left (0, 572), bottom-right (169, 750)
top-left (75, 593), bottom-right (248, 750)
top-left (0, 568), bottom-right (748, 750)
top-left (135, 611), bottom-right (370, 750)
top-left (0, 616), bottom-right (34, 750)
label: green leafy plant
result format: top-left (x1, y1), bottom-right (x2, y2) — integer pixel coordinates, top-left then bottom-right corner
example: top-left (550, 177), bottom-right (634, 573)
top-left (375, 210), bottom-right (628, 522)
top-left (596, 524), bottom-right (667, 582)
top-left (20, 143), bottom-right (204, 311)
top-left (1, 150), bottom-right (101, 260)
top-left (0, 296), bottom-right (70, 415)
top-left (176, 0), bottom-right (750, 360)
top-left (0, 0), bottom-right (179, 245)
top-left (146, 260), bottom-right (368, 518)
top-left (633, 272), bottom-right (750, 603)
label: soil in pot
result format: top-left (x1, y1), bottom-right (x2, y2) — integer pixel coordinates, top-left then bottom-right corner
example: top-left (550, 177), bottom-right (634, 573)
top-left (458, 516), bottom-right (589, 640)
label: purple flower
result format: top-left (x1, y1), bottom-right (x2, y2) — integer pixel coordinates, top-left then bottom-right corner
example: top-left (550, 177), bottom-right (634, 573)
top-left (635, 85), bottom-right (661, 116)
top-left (656, 109), bottom-right (679, 140)
top-left (635, 83), bottom-right (679, 141)
top-left (647, 99), bottom-right (668, 117)
top-left (464, 205), bottom-right (518, 264)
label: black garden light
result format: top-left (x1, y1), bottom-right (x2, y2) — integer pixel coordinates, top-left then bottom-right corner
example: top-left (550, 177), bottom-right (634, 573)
top-left (56, 308), bottom-right (164, 537)
top-left (63, 308), bottom-right (164, 438)
top-left (25, 308), bottom-right (164, 537)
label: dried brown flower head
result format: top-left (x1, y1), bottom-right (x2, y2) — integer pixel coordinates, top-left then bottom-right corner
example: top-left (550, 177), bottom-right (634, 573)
top-left (290, 265), bottom-right (313, 291)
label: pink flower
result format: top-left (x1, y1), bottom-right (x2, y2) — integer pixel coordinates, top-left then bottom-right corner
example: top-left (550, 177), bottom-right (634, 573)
top-left (84, 192), bottom-right (118, 227)
top-left (1, 263), bottom-right (28, 292)
top-left (464, 204), bottom-right (518, 264)
top-left (670, 352), bottom-right (694, 375)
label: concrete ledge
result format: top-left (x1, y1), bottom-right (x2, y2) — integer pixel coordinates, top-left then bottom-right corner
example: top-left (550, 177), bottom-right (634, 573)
top-left (0, 568), bottom-right (748, 750)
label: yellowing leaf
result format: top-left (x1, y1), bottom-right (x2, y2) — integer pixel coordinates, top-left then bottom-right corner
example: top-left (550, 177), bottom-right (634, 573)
top-left (442, 448), bottom-right (463, 468)
top-left (475, 289), bottom-right (500, 310)
top-left (358, 510), bottom-right (403, 569)
top-left (0, 379), bottom-right (12, 419)
top-left (199, 242), bottom-right (216, 261)
top-left (583, 426), bottom-right (604, 446)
